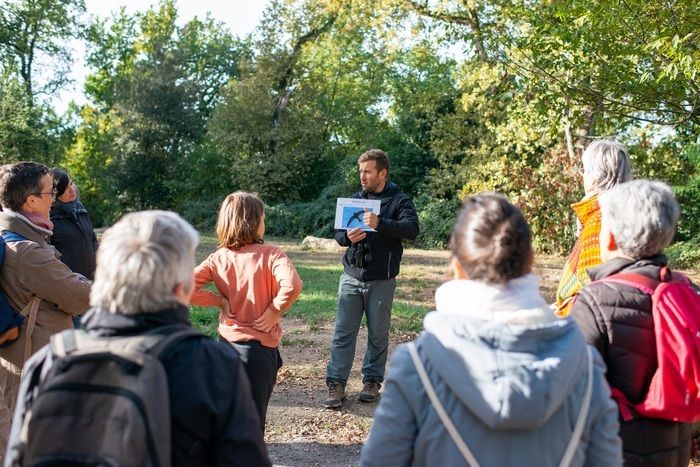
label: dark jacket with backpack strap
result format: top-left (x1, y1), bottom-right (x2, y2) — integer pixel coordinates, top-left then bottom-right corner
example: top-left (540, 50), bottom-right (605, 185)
top-left (5, 305), bottom-right (271, 467)
top-left (570, 255), bottom-right (693, 467)
top-left (335, 182), bottom-right (419, 282)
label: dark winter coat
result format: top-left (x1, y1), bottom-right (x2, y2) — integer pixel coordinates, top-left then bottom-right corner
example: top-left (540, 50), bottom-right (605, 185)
top-left (335, 182), bottom-right (419, 281)
top-left (5, 306), bottom-right (271, 467)
top-left (570, 255), bottom-right (693, 467)
top-left (50, 199), bottom-right (98, 280)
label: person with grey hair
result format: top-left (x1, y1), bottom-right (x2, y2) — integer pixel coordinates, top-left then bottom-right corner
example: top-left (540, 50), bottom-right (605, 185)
top-left (5, 210), bottom-right (271, 467)
top-left (555, 139), bottom-right (633, 317)
top-left (571, 180), bottom-right (693, 466)
top-left (89, 210), bottom-right (199, 314)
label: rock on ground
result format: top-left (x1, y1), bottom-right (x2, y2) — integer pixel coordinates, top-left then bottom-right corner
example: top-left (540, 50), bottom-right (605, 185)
top-left (300, 236), bottom-right (345, 252)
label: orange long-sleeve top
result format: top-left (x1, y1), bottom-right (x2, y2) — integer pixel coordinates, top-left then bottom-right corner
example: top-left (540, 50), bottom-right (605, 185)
top-left (191, 242), bottom-right (302, 348)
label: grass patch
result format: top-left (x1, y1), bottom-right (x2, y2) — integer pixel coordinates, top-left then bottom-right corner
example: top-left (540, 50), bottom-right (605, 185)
top-left (283, 262), bottom-right (429, 332)
top-left (189, 305), bottom-right (218, 339)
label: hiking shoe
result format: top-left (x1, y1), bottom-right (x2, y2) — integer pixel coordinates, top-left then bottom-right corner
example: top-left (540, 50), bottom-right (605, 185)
top-left (358, 380), bottom-right (381, 402)
top-left (324, 382), bottom-right (346, 409)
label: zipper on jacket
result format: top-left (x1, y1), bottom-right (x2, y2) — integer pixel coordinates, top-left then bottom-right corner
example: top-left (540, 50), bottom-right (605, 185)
top-left (387, 251), bottom-right (392, 279)
top-left (42, 382), bottom-right (161, 467)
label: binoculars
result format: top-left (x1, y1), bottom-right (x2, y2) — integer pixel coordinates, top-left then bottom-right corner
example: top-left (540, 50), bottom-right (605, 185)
top-left (351, 242), bottom-right (368, 268)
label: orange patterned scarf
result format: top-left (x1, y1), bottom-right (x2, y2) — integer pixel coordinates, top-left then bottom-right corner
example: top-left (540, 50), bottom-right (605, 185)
top-left (555, 194), bottom-right (602, 317)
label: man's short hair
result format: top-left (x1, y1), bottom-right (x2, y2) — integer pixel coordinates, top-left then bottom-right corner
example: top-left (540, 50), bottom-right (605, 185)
top-left (0, 162), bottom-right (49, 211)
top-left (598, 180), bottom-right (679, 260)
top-left (90, 210), bottom-right (199, 315)
top-left (358, 149), bottom-right (390, 174)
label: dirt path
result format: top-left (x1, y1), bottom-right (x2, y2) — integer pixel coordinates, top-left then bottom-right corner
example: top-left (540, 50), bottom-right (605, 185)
top-left (264, 249), bottom-right (571, 466)
top-left (266, 319), bottom-right (383, 466)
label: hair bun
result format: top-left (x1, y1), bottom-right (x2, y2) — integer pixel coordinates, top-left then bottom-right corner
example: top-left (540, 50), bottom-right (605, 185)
top-left (450, 193), bottom-right (532, 284)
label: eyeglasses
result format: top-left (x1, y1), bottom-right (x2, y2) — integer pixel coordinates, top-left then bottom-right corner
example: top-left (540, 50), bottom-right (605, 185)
top-left (32, 188), bottom-right (58, 200)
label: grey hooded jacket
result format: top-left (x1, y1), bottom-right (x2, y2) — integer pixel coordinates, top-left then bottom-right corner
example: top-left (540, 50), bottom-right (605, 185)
top-left (360, 308), bottom-right (622, 466)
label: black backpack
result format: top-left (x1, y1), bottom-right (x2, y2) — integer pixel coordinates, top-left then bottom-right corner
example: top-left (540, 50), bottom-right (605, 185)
top-left (10, 326), bottom-right (202, 467)
top-left (0, 231), bottom-right (29, 346)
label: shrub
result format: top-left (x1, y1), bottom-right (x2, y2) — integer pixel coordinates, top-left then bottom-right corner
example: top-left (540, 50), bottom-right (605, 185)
top-left (264, 203), bottom-right (305, 238)
top-left (666, 240), bottom-right (700, 270)
top-left (178, 197), bottom-right (221, 232)
top-left (414, 194), bottom-right (458, 249)
top-left (674, 177), bottom-right (700, 243)
top-left (503, 150), bottom-right (581, 255)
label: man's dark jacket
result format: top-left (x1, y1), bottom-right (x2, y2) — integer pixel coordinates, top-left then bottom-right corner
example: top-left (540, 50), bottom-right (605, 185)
top-left (50, 199), bottom-right (98, 280)
top-left (335, 182), bottom-right (419, 282)
top-left (6, 306), bottom-right (271, 467)
top-left (570, 255), bottom-right (692, 467)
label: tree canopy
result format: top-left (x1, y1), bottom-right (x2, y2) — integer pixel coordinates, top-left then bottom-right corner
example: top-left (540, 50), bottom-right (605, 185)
top-left (0, 0), bottom-right (698, 262)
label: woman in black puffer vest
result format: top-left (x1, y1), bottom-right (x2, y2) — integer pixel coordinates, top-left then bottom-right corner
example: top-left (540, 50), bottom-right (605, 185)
top-left (49, 169), bottom-right (98, 327)
top-left (571, 180), bottom-right (694, 467)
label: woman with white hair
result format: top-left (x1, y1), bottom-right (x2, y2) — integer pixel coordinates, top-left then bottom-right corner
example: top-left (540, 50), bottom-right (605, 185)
top-left (571, 180), bottom-right (694, 466)
top-left (555, 139), bottom-right (632, 316)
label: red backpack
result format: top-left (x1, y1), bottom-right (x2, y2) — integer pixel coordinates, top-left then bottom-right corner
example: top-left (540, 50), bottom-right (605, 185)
top-left (600, 266), bottom-right (700, 423)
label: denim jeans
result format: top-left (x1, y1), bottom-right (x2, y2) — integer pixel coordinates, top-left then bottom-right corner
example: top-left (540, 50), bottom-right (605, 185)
top-left (326, 273), bottom-right (396, 386)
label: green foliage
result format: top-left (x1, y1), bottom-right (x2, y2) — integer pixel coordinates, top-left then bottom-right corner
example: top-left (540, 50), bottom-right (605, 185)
top-left (70, 0), bottom-right (248, 219)
top-left (414, 194), bottom-right (458, 249)
top-left (172, 140), bottom-right (233, 230)
top-left (264, 156), bottom-right (359, 238)
top-left (506, 0), bottom-right (700, 129)
top-left (0, 73), bottom-right (43, 162)
top-left (673, 147), bottom-right (700, 243)
top-left (666, 240), bottom-right (700, 270)
top-left (628, 136), bottom-right (696, 185)
top-left (63, 106), bottom-right (119, 226)
top-left (3, 0), bottom-right (699, 261)
top-left (208, 0), bottom-right (394, 204)
top-left (264, 204), bottom-right (305, 238)
top-left (495, 150), bottom-right (581, 254)
top-left (0, 0), bottom-right (83, 166)
top-left (0, 0), bottom-right (85, 105)
top-left (0, 73), bottom-right (76, 166)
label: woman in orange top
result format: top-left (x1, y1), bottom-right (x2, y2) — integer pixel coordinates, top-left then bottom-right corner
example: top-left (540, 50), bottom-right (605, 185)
top-left (192, 191), bottom-right (302, 430)
top-left (555, 140), bottom-right (632, 316)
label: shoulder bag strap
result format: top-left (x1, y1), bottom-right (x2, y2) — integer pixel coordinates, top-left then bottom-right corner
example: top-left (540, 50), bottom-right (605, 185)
top-left (558, 346), bottom-right (594, 467)
top-left (3, 231), bottom-right (41, 364)
top-left (408, 342), bottom-right (593, 467)
top-left (21, 297), bottom-right (41, 364)
top-left (407, 342), bottom-right (480, 467)
top-left (51, 326), bottom-right (203, 361)
top-left (1, 231), bottom-right (28, 243)
top-left (600, 272), bottom-right (658, 295)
